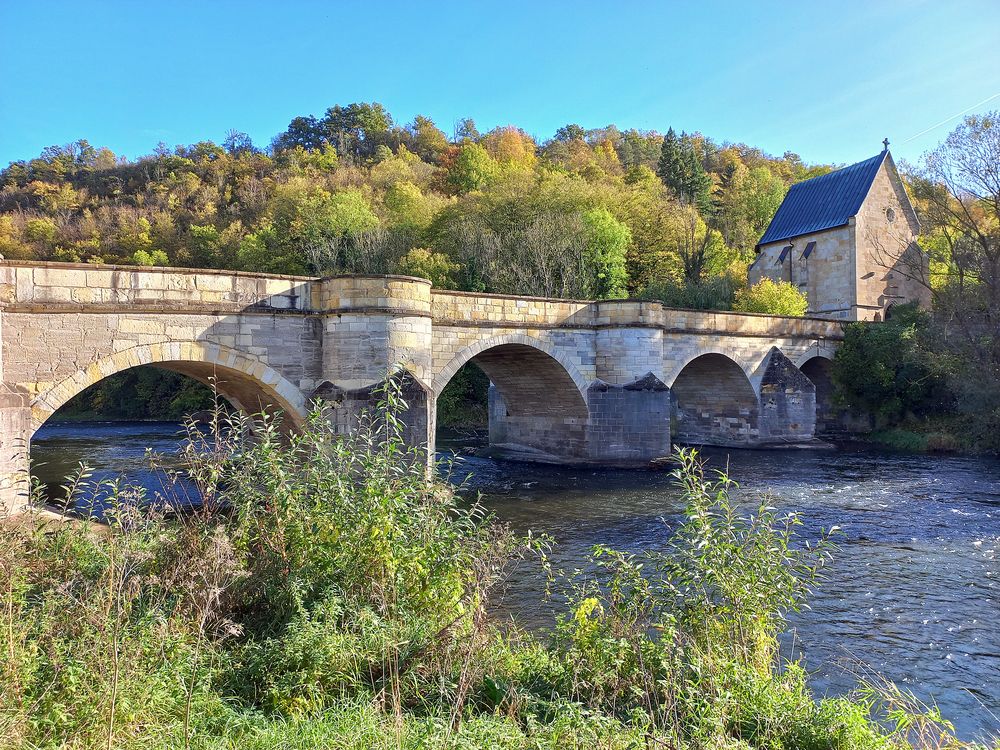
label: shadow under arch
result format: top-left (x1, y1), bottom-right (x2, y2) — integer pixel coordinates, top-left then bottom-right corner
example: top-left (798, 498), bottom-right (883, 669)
top-left (669, 352), bottom-right (760, 446)
top-left (30, 341), bottom-right (309, 436)
top-left (664, 347), bottom-right (756, 393)
top-left (433, 334), bottom-right (589, 461)
top-left (798, 354), bottom-right (836, 435)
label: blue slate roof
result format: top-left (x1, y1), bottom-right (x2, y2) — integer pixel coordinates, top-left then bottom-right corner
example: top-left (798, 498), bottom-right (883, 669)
top-left (756, 151), bottom-right (888, 247)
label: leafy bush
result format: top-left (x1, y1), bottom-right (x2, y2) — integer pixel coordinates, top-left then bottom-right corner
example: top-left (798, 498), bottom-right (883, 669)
top-left (394, 246), bottom-right (459, 288)
top-left (732, 278), bottom-right (808, 316)
top-left (832, 302), bottom-right (952, 424)
top-left (641, 274), bottom-right (740, 310)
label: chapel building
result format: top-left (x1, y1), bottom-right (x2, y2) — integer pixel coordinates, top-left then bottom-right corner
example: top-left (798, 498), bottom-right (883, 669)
top-left (749, 147), bottom-right (930, 321)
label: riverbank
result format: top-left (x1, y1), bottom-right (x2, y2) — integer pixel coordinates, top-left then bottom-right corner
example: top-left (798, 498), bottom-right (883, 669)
top-left (16, 405), bottom-right (999, 747)
top-left (30, 421), bottom-right (1000, 738)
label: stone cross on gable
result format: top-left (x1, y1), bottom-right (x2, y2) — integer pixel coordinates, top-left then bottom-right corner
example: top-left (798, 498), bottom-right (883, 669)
top-left (883, 137), bottom-right (890, 152)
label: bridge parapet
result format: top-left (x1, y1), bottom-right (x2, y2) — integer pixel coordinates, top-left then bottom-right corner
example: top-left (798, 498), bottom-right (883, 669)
top-left (1, 262), bottom-right (846, 344)
top-left (429, 289), bottom-right (593, 327)
top-left (0, 261), bottom-right (312, 313)
top-left (316, 275), bottom-right (432, 315)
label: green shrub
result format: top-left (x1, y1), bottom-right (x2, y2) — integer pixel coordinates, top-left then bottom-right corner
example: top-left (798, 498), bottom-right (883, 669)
top-left (641, 274), bottom-right (739, 310)
top-left (832, 302), bottom-right (952, 424)
top-left (732, 278), bottom-right (808, 316)
top-left (870, 429), bottom-right (928, 452)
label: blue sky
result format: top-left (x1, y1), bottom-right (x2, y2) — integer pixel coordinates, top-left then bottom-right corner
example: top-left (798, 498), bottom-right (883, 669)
top-left (1, 0), bottom-right (998, 168)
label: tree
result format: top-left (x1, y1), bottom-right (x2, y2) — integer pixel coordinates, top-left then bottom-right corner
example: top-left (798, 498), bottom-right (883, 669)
top-left (681, 135), bottom-right (712, 210)
top-left (454, 117), bottom-right (480, 143)
top-left (24, 217), bottom-right (58, 248)
top-left (831, 303), bottom-right (950, 422)
top-left (732, 278), bottom-right (808, 316)
top-left (911, 112), bottom-right (999, 310)
top-left (321, 102), bottom-right (394, 163)
top-left (582, 208), bottom-right (630, 298)
top-left (131, 248), bottom-right (169, 266)
top-left (554, 123), bottom-right (586, 142)
top-left (411, 116), bottom-right (448, 150)
top-left (482, 126), bottom-right (536, 170)
top-left (272, 116), bottom-right (325, 152)
top-left (183, 224), bottom-right (228, 268)
top-left (660, 204), bottom-right (727, 284)
top-left (265, 181), bottom-right (379, 271)
top-left (657, 128), bottom-right (684, 198)
top-left (657, 128), bottom-right (710, 208)
top-left (384, 181), bottom-right (434, 232)
top-left (617, 129), bottom-right (662, 170)
top-left (395, 247), bottom-right (459, 288)
top-left (438, 211), bottom-right (589, 297)
top-left (223, 130), bottom-right (255, 155)
top-left (717, 164), bottom-right (787, 254)
top-left (906, 112), bottom-right (1000, 446)
top-left (446, 143), bottom-right (500, 193)
top-left (407, 115), bottom-right (450, 163)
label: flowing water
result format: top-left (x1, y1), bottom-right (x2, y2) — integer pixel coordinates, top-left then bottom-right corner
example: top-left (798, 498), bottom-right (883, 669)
top-left (31, 421), bottom-right (1000, 739)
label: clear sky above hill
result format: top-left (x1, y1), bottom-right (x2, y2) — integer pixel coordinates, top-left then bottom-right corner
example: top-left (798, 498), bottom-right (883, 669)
top-left (1, 0), bottom-right (998, 168)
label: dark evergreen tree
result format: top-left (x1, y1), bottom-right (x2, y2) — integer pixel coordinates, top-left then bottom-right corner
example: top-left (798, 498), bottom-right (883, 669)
top-left (681, 134), bottom-right (712, 211)
top-left (657, 127), bottom-right (684, 197)
top-left (658, 128), bottom-right (712, 210)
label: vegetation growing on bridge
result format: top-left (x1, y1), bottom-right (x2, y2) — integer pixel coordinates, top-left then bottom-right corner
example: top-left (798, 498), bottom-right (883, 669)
top-left (1, 387), bottom-right (984, 749)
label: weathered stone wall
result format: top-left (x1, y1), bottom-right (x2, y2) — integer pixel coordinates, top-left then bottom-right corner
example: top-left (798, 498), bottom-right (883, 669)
top-left (585, 375), bottom-right (672, 463)
top-left (0, 263), bottom-right (322, 514)
top-left (670, 353), bottom-right (760, 445)
top-left (750, 224), bottom-right (857, 319)
top-left (757, 348), bottom-right (816, 443)
top-left (800, 355), bottom-right (837, 435)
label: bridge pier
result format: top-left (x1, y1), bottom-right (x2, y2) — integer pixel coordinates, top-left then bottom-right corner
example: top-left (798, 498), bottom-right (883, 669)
top-left (758, 348), bottom-right (817, 444)
top-left (584, 375), bottom-right (672, 464)
top-left (0, 393), bottom-right (30, 516)
top-left (485, 376), bottom-right (672, 466)
top-left (486, 385), bottom-right (588, 462)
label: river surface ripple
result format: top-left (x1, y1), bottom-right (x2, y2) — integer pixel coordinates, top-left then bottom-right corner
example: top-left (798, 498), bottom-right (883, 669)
top-left (31, 421), bottom-right (1000, 740)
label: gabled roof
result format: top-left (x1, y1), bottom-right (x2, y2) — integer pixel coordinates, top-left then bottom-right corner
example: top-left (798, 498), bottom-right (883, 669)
top-left (756, 151), bottom-right (888, 247)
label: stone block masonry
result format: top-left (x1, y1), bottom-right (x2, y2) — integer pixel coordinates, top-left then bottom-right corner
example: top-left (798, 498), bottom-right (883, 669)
top-left (0, 261), bottom-right (844, 516)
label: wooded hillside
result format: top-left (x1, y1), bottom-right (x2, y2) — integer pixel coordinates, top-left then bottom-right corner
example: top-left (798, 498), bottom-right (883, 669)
top-left (0, 103), bottom-right (830, 310)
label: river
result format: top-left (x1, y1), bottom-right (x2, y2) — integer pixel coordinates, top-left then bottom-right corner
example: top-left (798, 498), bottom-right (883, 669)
top-left (31, 421), bottom-right (1000, 740)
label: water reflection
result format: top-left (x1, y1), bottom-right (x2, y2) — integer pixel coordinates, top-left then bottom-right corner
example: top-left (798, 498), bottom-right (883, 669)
top-left (31, 422), bottom-right (1000, 739)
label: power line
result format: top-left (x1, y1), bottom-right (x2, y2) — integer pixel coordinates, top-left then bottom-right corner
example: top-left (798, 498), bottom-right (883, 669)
top-left (900, 92), bottom-right (1000, 144)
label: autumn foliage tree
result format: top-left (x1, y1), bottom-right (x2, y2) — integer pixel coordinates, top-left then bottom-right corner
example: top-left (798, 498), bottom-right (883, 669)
top-left (1, 100), bottom-right (821, 307)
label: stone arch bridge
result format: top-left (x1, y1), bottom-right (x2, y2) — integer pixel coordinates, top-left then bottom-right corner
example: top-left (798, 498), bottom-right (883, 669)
top-left (0, 261), bottom-right (843, 515)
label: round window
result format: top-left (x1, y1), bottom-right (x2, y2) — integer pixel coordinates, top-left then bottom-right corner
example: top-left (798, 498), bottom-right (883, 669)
top-left (886, 207), bottom-right (896, 223)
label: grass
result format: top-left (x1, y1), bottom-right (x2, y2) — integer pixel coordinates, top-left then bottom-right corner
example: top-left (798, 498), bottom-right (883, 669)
top-left (1, 379), bottom-right (993, 749)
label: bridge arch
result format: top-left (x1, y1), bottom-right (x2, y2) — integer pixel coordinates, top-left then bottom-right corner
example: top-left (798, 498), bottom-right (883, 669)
top-left (664, 347), bottom-right (756, 392)
top-left (433, 333), bottom-right (589, 404)
top-left (30, 341), bottom-right (309, 435)
top-left (433, 333), bottom-right (589, 461)
top-left (669, 352), bottom-right (760, 446)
